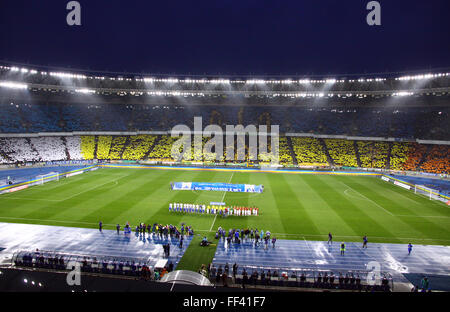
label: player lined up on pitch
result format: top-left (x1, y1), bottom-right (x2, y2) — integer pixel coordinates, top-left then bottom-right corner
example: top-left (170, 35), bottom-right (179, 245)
top-left (168, 203), bottom-right (259, 216)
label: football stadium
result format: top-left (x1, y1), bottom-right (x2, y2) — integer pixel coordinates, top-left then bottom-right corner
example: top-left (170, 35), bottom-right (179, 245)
top-left (0, 64), bottom-right (449, 293)
top-left (0, 1), bottom-right (449, 300)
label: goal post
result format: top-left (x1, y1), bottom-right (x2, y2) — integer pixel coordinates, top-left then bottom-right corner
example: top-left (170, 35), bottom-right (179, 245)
top-left (35, 172), bottom-right (60, 186)
top-left (415, 185), bottom-right (440, 200)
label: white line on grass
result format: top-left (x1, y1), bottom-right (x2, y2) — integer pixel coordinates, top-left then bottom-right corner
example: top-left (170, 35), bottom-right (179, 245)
top-left (394, 214), bottom-right (450, 219)
top-left (57, 176), bottom-right (125, 201)
top-left (0, 216), bottom-right (115, 227)
top-left (1, 175), bottom-right (126, 202)
top-left (344, 188), bottom-right (450, 218)
top-left (341, 183), bottom-right (394, 216)
top-left (209, 172), bottom-right (234, 232)
top-left (1, 217), bottom-right (449, 243)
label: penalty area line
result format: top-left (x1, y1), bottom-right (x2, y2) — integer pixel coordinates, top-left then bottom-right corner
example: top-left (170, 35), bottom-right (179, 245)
top-left (209, 172), bottom-right (234, 232)
top-left (340, 182), bottom-right (394, 216)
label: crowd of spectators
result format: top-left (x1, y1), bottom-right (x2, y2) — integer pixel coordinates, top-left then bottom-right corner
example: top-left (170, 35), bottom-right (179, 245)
top-left (0, 134), bottom-right (448, 174)
top-left (357, 141), bottom-right (389, 169)
top-left (206, 261), bottom-right (392, 292)
top-left (14, 249), bottom-right (174, 281)
top-left (121, 135), bottom-right (157, 160)
top-left (402, 143), bottom-right (428, 172)
top-left (65, 136), bottom-right (83, 160)
top-left (108, 136), bottom-right (127, 160)
top-left (325, 139), bottom-right (358, 167)
top-left (0, 102), bottom-right (448, 140)
top-left (278, 137), bottom-right (293, 165)
top-left (390, 142), bottom-right (409, 170)
top-left (80, 136), bottom-right (95, 160)
top-left (421, 145), bottom-right (450, 174)
top-left (96, 136), bottom-right (112, 160)
top-left (291, 137), bottom-right (329, 166)
top-left (30, 137), bottom-right (66, 162)
top-left (148, 136), bottom-right (177, 161)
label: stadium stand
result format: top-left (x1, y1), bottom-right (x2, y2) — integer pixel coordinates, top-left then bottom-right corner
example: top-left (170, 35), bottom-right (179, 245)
top-left (0, 101), bottom-right (449, 140)
top-left (80, 136), bottom-right (95, 160)
top-left (108, 136), bottom-right (127, 160)
top-left (278, 137), bottom-right (294, 165)
top-left (324, 139), bottom-right (358, 167)
top-left (96, 135), bottom-right (113, 160)
top-left (148, 135), bottom-right (177, 161)
top-left (389, 142), bottom-right (410, 170)
top-left (0, 138), bottom-right (39, 163)
top-left (357, 141), bottom-right (390, 169)
top-left (291, 137), bottom-right (329, 166)
top-left (30, 137), bottom-right (66, 162)
top-left (420, 145), bottom-right (450, 174)
top-left (65, 136), bottom-right (83, 160)
top-left (121, 135), bottom-right (157, 160)
top-left (0, 135), bottom-right (448, 174)
top-left (402, 143), bottom-right (428, 172)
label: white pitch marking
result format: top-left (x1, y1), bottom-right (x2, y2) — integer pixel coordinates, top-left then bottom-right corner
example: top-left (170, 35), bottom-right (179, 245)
top-left (0, 217), bottom-right (449, 243)
top-left (209, 172), bottom-right (234, 232)
top-left (341, 182), bottom-right (394, 216)
top-left (1, 176), bottom-right (126, 203)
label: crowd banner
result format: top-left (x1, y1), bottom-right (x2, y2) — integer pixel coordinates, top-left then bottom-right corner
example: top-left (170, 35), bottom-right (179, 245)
top-left (170, 182), bottom-right (264, 193)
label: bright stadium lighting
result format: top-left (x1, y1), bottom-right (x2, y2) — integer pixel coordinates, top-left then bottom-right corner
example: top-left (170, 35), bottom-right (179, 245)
top-left (393, 91), bottom-right (413, 96)
top-left (75, 88), bottom-right (95, 94)
top-left (246, 79), bottom-right (265, 84)
top-left (49, 72), bottom-right (87, 79)
top-left (0, 81), bottom-right (28, 89)
top-left (210, 79), bottom-right (230, 84)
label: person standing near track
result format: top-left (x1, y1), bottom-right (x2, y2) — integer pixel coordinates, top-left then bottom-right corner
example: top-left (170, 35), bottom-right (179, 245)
top-left (362, 236), bottom-right (368, 249)
top-left (340, 242), bottom-right (346, 256)
top-left (408, 243), bottom-right (413, 255)
top-left (99, 221), bottom-right (103, 232)
top-left (328, 232), bottom-right (333, 245)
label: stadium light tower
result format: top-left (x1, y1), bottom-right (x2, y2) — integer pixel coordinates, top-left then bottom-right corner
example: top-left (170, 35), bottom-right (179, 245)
top-left (0, 81), bottom-right (28, 89)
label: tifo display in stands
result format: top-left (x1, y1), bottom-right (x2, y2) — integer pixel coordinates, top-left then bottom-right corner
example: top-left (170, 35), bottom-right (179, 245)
top-left (0, 135), bottom-right (448, 174)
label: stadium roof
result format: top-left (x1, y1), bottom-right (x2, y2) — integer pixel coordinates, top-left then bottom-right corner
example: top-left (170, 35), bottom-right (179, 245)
top-left (1, 63), bottom-right (449, 99)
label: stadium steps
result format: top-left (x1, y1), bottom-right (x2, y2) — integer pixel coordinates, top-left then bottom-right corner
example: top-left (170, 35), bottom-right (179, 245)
top-left (386, 142), bottom-right (393, 170)
top-left (93, 136), bottom-right (99, 159)
top-left (417, 144), bottom-right (433, 171)
top-left (353, 141), bottom-right (362, 168)
top-left (27, 138), bottom-right (40, 159)
top-left (143, 135), bottom-right (161, 160)
top-left (318, 138), bottom-right (334, 166)
top-left (0, 143), bottom-right (13, 163)
top-left (119, 136), bottom-right (131, 159)
top-left (286, 137), bottom-right (298, 165)
top-left (61, 137), bottom-right (71, 160)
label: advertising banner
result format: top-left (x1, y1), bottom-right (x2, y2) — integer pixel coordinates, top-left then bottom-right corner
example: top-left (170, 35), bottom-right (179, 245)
top-left (171, 182), bottom-right (264, 193)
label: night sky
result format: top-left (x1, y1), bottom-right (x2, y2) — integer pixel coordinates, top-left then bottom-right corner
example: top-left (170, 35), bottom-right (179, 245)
top-left (0, 0), bottom-right (449, 76)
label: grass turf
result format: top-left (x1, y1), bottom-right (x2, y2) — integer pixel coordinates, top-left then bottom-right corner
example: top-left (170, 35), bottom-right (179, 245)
top-left (1, 167), bottom-right (449, 269)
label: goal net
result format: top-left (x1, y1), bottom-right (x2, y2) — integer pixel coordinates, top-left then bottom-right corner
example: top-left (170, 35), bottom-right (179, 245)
top-left (35, 172), bottom-right (60, 186)
top-left (415, 185), bottom-right (440, 200)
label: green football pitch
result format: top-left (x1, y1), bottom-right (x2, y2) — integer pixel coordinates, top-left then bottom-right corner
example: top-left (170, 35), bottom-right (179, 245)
top-left (1, 167), bottom-right (449, 246)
